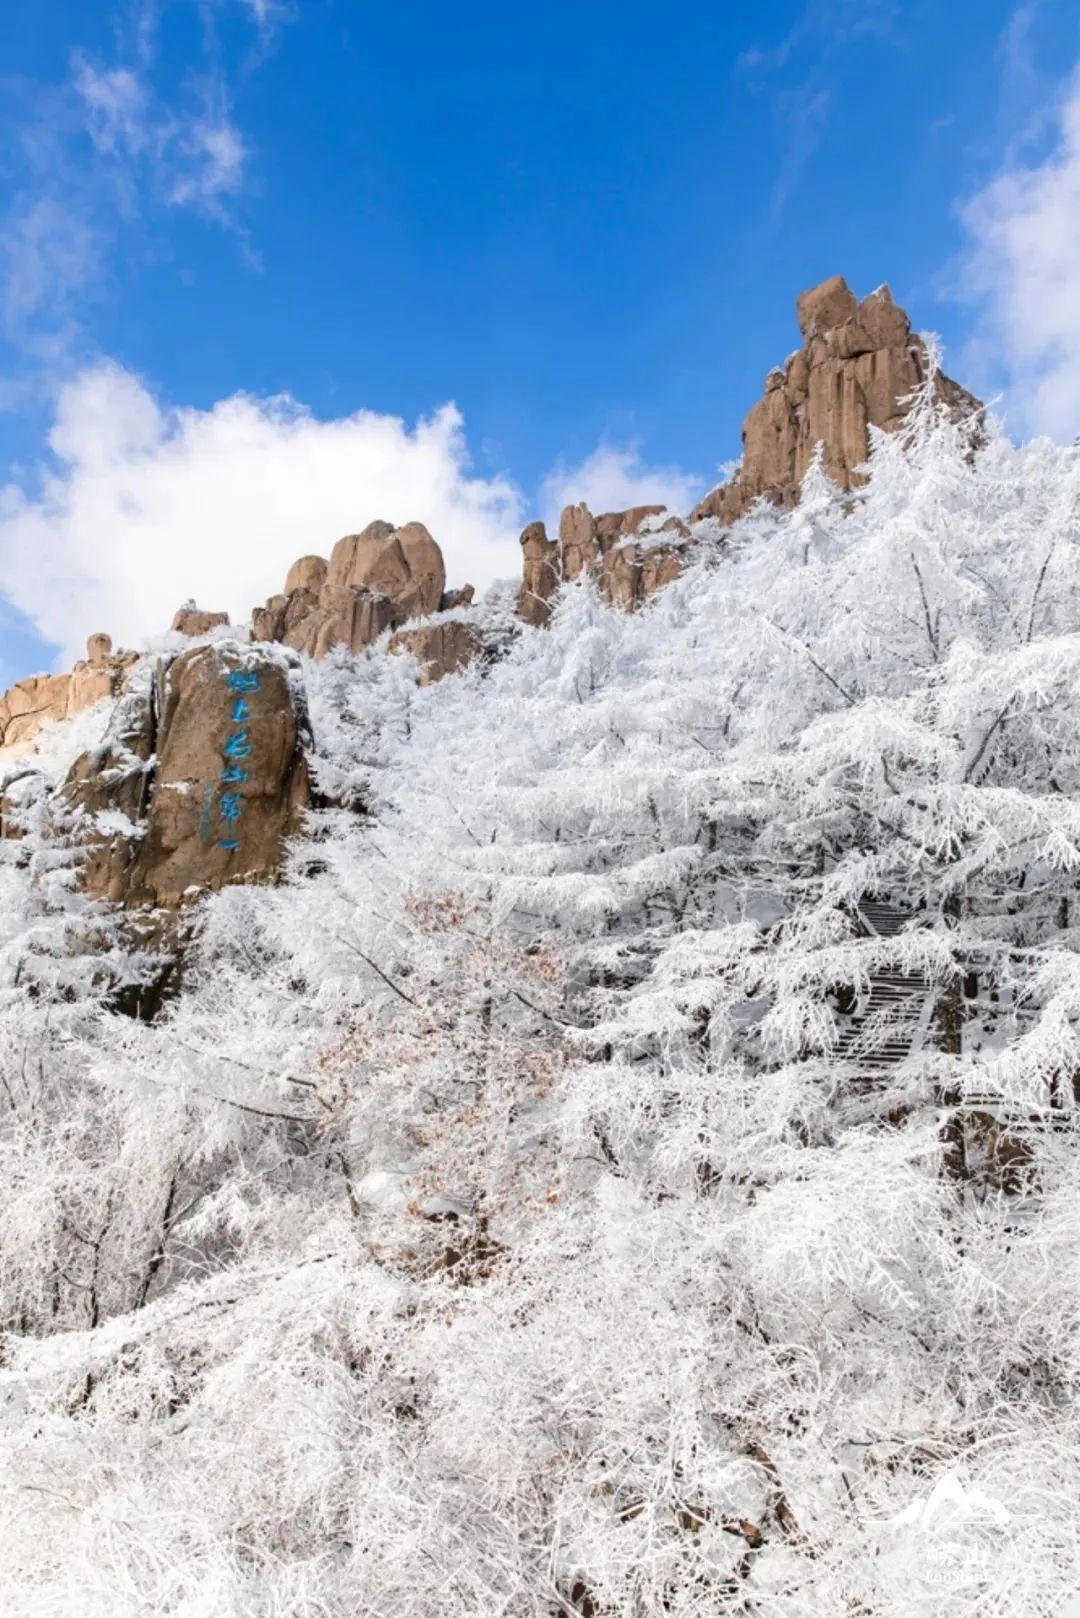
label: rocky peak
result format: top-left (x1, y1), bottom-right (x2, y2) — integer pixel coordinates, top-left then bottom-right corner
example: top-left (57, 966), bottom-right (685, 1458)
top-left (691, 275), bottom-right (980, 524)
top-left (251, 519), bottom-right (468, 664)
top-left (512, 277), bottom-right (980, 627)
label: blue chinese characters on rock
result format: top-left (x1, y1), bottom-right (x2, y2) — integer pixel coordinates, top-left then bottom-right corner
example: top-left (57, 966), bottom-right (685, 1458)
top-left (199, 667), bottom-right (261, 852)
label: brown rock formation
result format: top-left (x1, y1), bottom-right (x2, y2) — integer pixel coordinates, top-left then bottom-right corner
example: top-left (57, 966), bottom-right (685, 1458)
top-left (440, 585), bottom-right (476, 612)
top-left (284, 555), bottom-right (328, 595)
top-left (60, 675), bottom-right (158, 902)
top-left (516, 506), bottom-right (689, 625)
top-left (0, 673), bottom-right (75, 753)
top-left (691, 276), bottom-right (980, 523)
top-left (0, 634), bottom-right (134, 762)
top-left (171, 603), bottom-right (231, 636)
top-left (513, 277), bottom-right (981, 627)
top-left (251, 523), bottom-right (478, 681)
top-left (61, 645), bottom-right (309, 908)
top-left (327, 520), bottom-right (445, 619)
top-left (68, 659), bottom-right (118, 715)
top-left (256, 582), bottom-right (398, 660)
top-left (795, 273), bottom-right (857, 337)
top-left (389, 620), bottom-right (482, 686)
top-left (131, 647), bottom-right (308, 907)
top-left (559, 503), bottom-right (602, 583)
top-left (517, 521), bottom-right (560, 627)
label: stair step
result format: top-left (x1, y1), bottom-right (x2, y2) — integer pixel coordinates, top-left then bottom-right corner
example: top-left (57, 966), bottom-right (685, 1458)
top-left (836, 1050), bottom-right (912, 1059)
top-left (845, 1043), bottom-right (918, 1051)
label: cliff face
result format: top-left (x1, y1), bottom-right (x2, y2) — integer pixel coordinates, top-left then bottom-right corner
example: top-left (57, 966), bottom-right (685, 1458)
top-left (0, 275), bottom-right (981, 913)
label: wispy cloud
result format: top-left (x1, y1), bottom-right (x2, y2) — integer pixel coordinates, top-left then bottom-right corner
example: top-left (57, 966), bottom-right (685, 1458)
top-left (238, 0), bottom-right (294, 34)
top-left (737, 0), bottom-right (905, 220)
top-left (0, 1), bottom-right (280, 376)
top-left (957, 63), bottom-right (1080, 440)
top-left (993, 1), bottom-right (1056, 157)
top-left (737, 0), bottom-right (901, 74)
top-left (72, 57), bottom-right (149, 157)
top-left (168, 94), bottom-right (249, 214)
top-left (769, 86), bottom-right (832, 218)
top-left (2, 201), bottom-right (102, 329)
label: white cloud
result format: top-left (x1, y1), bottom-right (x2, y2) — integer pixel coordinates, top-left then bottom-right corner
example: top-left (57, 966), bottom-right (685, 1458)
top-left (2, 199), bottom-right (101, 326)
top-left (539, 444), bottom-right (704, 536)
top-left (959, 68), bottom-right (1080, 439)
top-left (0, 363), bottom-right (524, 667)
top-left (169, 117), bottom-right (248, 210)
top-left (72, 57), bottom-right (149, 156)
top-left (0, 9), bottom-right (275, 360)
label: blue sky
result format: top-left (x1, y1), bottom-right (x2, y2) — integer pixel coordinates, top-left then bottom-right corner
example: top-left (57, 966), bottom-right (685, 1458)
top-left (2, 0), bottom-right (1080, 683)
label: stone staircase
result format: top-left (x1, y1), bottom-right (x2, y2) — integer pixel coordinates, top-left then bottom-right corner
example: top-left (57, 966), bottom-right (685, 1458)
top-left (834, 897), bottom-right (1076, 1134)
top-left (833, 897), bottom-right (934, 1081)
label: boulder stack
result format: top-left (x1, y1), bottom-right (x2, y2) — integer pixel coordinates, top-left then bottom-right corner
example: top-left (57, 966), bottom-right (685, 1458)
top-left (250, 520), bottom-right (473, 668)
top-left (171, 603), bottom-right (231, 636)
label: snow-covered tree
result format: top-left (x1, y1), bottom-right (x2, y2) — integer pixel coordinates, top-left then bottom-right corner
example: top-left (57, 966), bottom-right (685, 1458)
top-left (2, 381), bottom-right (1080, 1615)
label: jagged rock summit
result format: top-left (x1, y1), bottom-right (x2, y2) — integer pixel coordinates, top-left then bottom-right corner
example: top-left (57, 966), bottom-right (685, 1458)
top-left (691, 274), bottom-right (979, 523)
top-left (515, 276), bottom-right (980, 625)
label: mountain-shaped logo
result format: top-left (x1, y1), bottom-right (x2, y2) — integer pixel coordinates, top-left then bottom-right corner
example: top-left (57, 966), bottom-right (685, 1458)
top-left (882, 1472), bottom-right (1011, 1531)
